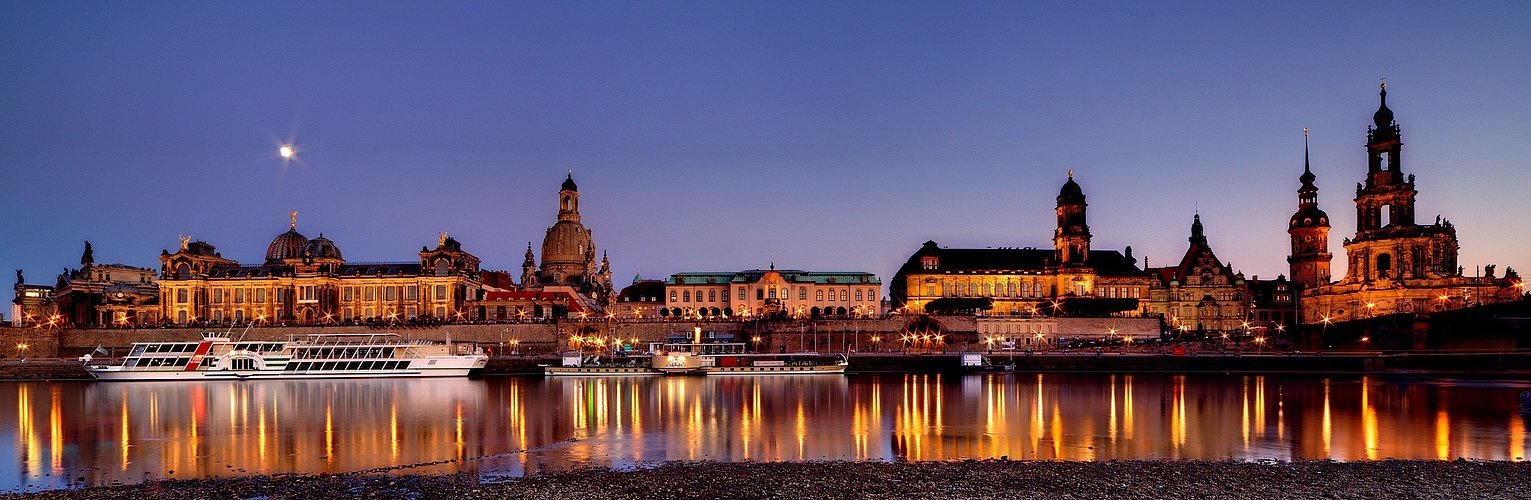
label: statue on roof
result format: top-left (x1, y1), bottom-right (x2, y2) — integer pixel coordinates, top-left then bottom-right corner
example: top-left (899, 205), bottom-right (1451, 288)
top-left (179, 235), bottom-right (191, 251)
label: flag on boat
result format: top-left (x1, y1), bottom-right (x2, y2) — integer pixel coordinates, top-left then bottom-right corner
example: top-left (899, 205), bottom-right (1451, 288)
top-left (93, 345), bottom-right (108, 356)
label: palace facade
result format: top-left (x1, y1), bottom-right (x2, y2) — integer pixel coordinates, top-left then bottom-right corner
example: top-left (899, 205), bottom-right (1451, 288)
top-left (1146, 215), bottom-right (1249, 334)
top-left (662, 266), bottom-right (880, 318)
top-left (157, 214), bottom-right (484, 325)
top-left (1296, 84), bottom-right (1522, 322)
top-left (891, 174), bottom-right (1153, 316)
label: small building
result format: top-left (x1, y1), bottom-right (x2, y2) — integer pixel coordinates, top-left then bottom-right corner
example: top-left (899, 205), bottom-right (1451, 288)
top-left (615, 276), bottom-right (666, 318)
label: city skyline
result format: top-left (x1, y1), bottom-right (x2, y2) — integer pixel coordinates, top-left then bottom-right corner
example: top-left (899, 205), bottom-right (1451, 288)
top-left (5, 2), bottom-right (1530, 292)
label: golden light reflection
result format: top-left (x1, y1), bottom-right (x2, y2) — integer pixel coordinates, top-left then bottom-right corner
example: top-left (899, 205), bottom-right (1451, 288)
top-left (389, 402), bottom-right (399, 460)
top-left (1322, 379), bottom-right (1332, 457)
top-left (1510, 414), bottom-right (1525, 461)
top-left (49, 386), bottom-right (61, 474)
top-left (1435, 407), bottom-right (1451, 460)
top-left (1123, 375), bottom-right (1134, 440)
top-left (324, 401), bottom-right (334, 465)
top-left (1362, 377), bottom-right (1378, 460)
top-left (19, 384), bottom-right (38, 478)
top-left (119, 396), bottom-right (129, 471)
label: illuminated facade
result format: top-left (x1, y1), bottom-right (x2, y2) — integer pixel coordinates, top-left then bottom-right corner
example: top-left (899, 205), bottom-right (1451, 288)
top-left (891, 174), bottom-right (1153, 315)
top-left (1298, 85), bottom-right (1522, 322)
top-left (521, 173), bottom-right (615, 311)
top-left (663, 266), bottom-right (881, 318)
top-left (615, 276), bottom-right (666, 319)
top-left (9, 242), bottom-right (158, 328)
top-left (1146, 215), bottom-right (1249, 334)
top-left (157, 214), bottom-right (483, 325)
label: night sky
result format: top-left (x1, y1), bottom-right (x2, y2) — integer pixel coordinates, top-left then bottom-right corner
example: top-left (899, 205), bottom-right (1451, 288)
top-left (4, 1), bottom-right (1529, 295)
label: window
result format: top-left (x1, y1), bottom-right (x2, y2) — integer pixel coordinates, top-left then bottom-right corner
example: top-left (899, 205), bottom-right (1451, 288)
top-left (856, 290), bottom-right (864, 301)
top-left (234, 310), bottom-right (245, 323)
top-left (757, 288), bottom-right (764, 300)
top-left (177, 289), bottom-right (188, 304)
top-left (365, 287), bottom-right (376, 301)
top-left (235, 289), bottom-right (245, 303)
top-left (738, 288), bottom-right (746, 300)
top-left (212, 289), bottom-right (224, 303)
top-left (384, 286), bottom-right (397, 301)
top-left (841, 290), bottom-right (849, 301)
top-left (709, 290), bottom-right (716, 302)
top-left (255, 288), bottom-right (266, 303)
top-left (799, 287), bottom-right (807, 300)
top-left (768, 288), bottom-right (777, 299)
top-left (406, 286), bottom-right (418, 300)
top-left (434, 285), bottom-right (446, 300)
top-left (344, 287), bottom-right (353, 301)
top-left (670, 291), bottom-right (678, 302)
top-left (684, 291), bottom-right (691, 302)
top-left (817, 290), bottom-right (825, 301)
top-left (301, 286), bottom-right (316, 301)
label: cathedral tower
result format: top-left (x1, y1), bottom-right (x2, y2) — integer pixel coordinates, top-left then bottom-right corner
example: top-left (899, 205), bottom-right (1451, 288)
top-left (1053, 171), bottom-right (1091, 266)
top-left (1288, 128), bottom-right (1332, 289)
top-left (1354, 82), bottom-right (1418, 233)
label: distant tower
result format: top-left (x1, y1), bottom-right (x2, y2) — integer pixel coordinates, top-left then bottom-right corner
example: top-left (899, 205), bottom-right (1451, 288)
top-left (1053, 171), bottom-right (1091, 266)
top-left (1355, 81), bottom-right (1417, 233)
top-left (1288, 128), bottom-right (1332, 288)
top-left (520, 242), bottom-right (539, 287)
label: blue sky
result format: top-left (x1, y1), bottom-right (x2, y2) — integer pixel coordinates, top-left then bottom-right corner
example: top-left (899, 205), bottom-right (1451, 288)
top-left (3, 1), bottom-right (1529, 293)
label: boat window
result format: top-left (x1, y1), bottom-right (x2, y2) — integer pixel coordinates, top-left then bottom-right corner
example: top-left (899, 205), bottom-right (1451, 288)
top-left (131, 346), bottom-right (146, 356)
top-left (125, 359), bottom-right (138, 368)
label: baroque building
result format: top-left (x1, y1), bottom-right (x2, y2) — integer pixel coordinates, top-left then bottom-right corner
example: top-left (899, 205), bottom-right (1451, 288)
top-left (518, 172), bottom-right (615, 312)
top-left (8, 242), bottom-right (159, 327)
top-left (662, 266), bottom-right (881, 318)
top-left (891, 174), bottom-right (1153, 315)
top-left (157, 213), bottom-right (483, 325)
top-left (1298, 84), bottom-right (1522, 322)
top-left (1146, 215), bottom-right (1248, 334)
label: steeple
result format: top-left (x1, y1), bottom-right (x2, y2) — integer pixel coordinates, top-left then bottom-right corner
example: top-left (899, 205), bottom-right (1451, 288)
top-left (1053, 172), bottom-right (1091, 266)
top-left (1189, 213), bottom-right (1206, 245)
top-left (1372, 80), bottom-right (1394, 129)
top-left (558, 171), bottom-right (581, 222)
top-left (1298, 128), bottom-right (1319, 207)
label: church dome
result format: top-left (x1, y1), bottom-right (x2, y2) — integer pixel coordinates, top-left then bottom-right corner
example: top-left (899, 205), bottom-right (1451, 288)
top-left (1058, 176), bottom-right (1084, 201)
top-left (1289, 207), bottom-right (1331, 229)
top-left (561, 173), bottom-right (578, 192)
top-left (266, 229), bottom-right (309, 263)
top-left (541, 220), bottom-right (591, 266)
top-left (303, 234), bottom-right (343, 260)
top-left (1373, 85), bottom-right (1394, 127)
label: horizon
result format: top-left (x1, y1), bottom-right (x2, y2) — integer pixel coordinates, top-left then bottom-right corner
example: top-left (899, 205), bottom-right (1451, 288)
top-left (5, 2), bottom-right (1529, 294)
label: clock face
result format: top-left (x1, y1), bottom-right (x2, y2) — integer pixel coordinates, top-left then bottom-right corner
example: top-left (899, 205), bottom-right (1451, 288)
top-left (115, 292), bottom-right (125, 299)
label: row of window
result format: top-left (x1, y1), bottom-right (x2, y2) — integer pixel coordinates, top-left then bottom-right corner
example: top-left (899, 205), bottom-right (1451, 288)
top-left (198, 284), bottom-right (452, 305)
top-left (285, 360), bottom-right (409, 371)
top-left (124, 357), bottom-right (191, 368)
top-left (131, 343), bottom-right (197, 355)
top-left (669, 287), bottom-right (878, 303)
top-left (928, 282), bottom-right (1145, 300)
top-left (290, 347), bottom-right (398, 359)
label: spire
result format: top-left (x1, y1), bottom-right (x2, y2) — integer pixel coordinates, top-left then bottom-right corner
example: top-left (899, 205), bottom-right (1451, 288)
top-left (1299, 128), bottom-right (1317, 187)
top-left (1372, 79), bottom-right (1394, 128)
top-left (1189, 213), bottom-right (1206, 245)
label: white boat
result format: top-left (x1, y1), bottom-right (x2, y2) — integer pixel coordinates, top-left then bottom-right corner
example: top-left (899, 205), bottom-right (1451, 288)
top-left (543, 352), bottom-right (662, 376)
top-left (84, 330), bottom-right (488, 381)
top-left (650, 341), bottom-right (848, 376)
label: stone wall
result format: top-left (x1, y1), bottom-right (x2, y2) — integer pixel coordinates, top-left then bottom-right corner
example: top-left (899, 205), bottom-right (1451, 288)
top-left (0, 326), bottom-right (59, 358)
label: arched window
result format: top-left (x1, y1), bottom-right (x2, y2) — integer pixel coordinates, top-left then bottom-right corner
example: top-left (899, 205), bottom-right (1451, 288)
top-left (175, 263), bottom-right (191, 280)
top-left (798, 287), bottom-right (807, 300)
top-left (841, 290), bottom-right (849, 301)
top-left (434, 258), bottom-right (451, 277)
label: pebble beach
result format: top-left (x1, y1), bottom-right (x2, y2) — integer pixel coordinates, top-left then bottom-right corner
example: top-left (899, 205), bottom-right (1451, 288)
top-left (7, 459), bottom-right (1530, 499)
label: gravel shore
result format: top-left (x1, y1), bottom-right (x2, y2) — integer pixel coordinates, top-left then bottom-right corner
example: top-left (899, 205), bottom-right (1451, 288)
top-left (7, 460), bottom-right (1529, 499)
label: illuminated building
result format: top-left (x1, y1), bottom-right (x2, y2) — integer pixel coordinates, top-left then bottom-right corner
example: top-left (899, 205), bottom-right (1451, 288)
top-left (157, 213), bottom-right (483, 325)
top-left (615, 275), bottom-right (666, 319)
top-left (9, 242), bottom-right (158, 328)
top-left (1297, 84), bottom-right (1522, 321)
top-left (518, 172), bottom-right (616, 312)
top-left (1145, 214), bottom-right (1249, 334)
top-left (890, 174), bottom-right (1152, 315)
top-left (662, 266), bottom-right (880, 318)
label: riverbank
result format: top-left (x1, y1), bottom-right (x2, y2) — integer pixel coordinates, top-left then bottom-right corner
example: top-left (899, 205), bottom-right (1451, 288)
top-left (7, 351), bottom-right (1531, 380)
top-left (7, 460), bottom-right (1529, 499)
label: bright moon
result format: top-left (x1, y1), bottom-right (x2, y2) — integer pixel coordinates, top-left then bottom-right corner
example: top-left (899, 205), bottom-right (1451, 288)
top-left (279, 145), bottom-right (295, 159)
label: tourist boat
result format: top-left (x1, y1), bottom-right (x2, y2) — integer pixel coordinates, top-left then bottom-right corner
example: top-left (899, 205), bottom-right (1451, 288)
top-left (650, 341), bottom-right (848, 375)
top-left (543, 351), bottom-right (662, 376)
top-left (82, 330), bottom-right (488, 381)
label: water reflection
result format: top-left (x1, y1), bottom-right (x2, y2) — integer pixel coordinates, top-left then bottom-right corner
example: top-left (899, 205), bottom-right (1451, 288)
top-left (1, 373), bottom-right (1529, 492)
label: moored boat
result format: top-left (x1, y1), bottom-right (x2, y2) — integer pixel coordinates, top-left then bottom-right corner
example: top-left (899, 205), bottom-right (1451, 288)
top-left (83, 330), bottom-right (487, 381)
top-left (543, 351), bottom-right (662, 376)
top-left (650, 341), bottom-right (847, 376)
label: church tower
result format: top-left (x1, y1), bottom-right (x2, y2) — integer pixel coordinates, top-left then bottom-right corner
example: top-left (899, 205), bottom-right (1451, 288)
top-left (1288, 128), bottom-right (1332, 289)
top-left (1053, 172), bottom-right (1091, 266)
top-left (1354, 82), bottom-right (1418, 233)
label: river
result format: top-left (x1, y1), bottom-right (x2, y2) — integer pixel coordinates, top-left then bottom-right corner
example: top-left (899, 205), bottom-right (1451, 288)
top-left (2, 373), bottom-right (1528, 492)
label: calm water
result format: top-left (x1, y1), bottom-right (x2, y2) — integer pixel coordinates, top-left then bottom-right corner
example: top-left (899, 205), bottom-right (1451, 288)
top-left (3, 373), bottom-right (1530, 492)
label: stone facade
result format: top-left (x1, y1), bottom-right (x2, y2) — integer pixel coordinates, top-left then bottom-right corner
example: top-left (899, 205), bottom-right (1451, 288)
top-left (663, 267), bottom-right (881, 318)
top-left (891, 174), bottom-right (1153, 316)
top-left (156, 214), bottom-right (483, 325)
top-left (1146, 215), bottom-right (1249, 334)
top-left (1298, 84), bottom-right (1523, 322)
